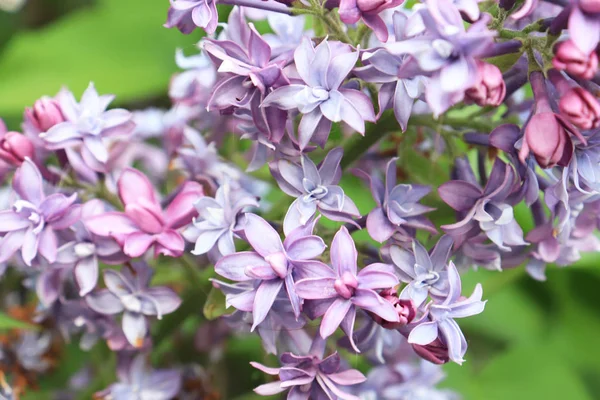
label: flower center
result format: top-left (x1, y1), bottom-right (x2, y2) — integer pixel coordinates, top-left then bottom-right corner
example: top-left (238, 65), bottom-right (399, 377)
top-left (13, 200), bottom-right (44, 234)
top-left (415, 271), bottom-right (440, 288)
top-left (432, 39), bottom-right (455, 60)
top-left (265, 252), bottom-right (289, 279)
top-left (74, 242), bottom-right (96, 258)
top-left (311, 87), bottom-right (330, 102)
top-left (334, 271), bottom-right (358, 299)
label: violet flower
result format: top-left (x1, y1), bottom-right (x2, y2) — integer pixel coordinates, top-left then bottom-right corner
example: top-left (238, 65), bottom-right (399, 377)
top-left (387, 0), bottom-right (496, 115)
top-left (215, 213), bottom-right (329, 329)
top-left (388, 235), bottom-right (454, 306)
top-left (263, 14), bottom-right (310, 58)
top-left (0, 158), bottom-right (81, 266)
top-left (262, 37), bottom-right (376, 149)
top-left (164, 0), bottom-right (218, 34)
top-left (294, 226), bottom-right (399, 350)
top-left (95, 354), bottom-right (181, 399)
top-left (39, 83), bottom-right (135, 173)
top-left (169, 48), bottom-right (217, 103)
top-left (408, 261), bottom-right (486, 364)
top-left (439, 158), bottom-right (527, 251)
top-left (183, 180), bottom-right (258, 258)
top-left (338, 0), bottom-right (404, 42)
top-left (85, 168), bottom-right (204, 258)
top-left (353, 11), bottom-right (425, 130)
top-left (270, 148), bottom-right (360, 235)
top-left (86, 264), bottom-right (181, 347)
top-left (251, 336), bottom-right (366, 399)
top-left (356, 158), bottom-right (436, 243)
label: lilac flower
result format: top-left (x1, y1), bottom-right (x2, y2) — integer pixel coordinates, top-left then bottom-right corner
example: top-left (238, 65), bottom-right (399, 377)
top-left (169, 48), bottom-right (217, 103)
top-left (183, 180), bottom-right (258, 258)
top-left (379, 359), bottom-right (459, 400)
top-left (387, 0), bottom-right (495, 115)
top-left (215, 213), bottom-right (329, 329)
top-left (251, 336), bottom-right (366, 399)
top-left (270, 148), bottom-right (361, 234)
top-left (262, 37), bottom-right (376, 149)
top-left (0, 159), bottom-right (81, 266)
top-left (439, 158), bottom-right (527, 251)
top-left (354, 12), bottom-right (425, 130)
top-left (408, 262), bottom-right (485, 364)
top-left (338, 0), bottom-right (404, 42)
top-left (86, 264), bottom-right (181, 347)
top-left (164, 0), bottom-right (218, 34)
top-left (295, 226), bottom-right (399, 350)
top-left (39, 83), bottom-right (135, 173)
top-left (569, 0), bottom-right (600, 54)
top-left (356, 158), bottom-right (436, 243)
top-left (85, 168), bottom-right (204, 258)
top-left (203, 20), bottom-right (289, 143)
top-left (388, 235), bottom-right (454, 306)
top-left (95, 354), bottom-right (181, 399)
top-left (263, 14), bottom-right (310, 58)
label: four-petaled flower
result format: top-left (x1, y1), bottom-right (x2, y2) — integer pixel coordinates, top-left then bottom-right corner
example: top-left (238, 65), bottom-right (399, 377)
top-left (85, 168), bottom-right (203, 258)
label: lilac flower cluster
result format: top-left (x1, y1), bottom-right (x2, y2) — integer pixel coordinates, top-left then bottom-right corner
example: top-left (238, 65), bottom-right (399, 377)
top-left (2, 0), bottom-right (600, 397)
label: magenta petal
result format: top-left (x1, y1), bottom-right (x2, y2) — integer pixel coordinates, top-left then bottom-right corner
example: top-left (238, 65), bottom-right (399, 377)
top-left (164, 181), bottom-right (204, 229)
top-left (154, 230), bottom-right (185, 257)
top-left (123, 232), bottom-right (155, 258)
top-left (117, 168), bottom-right (159, 208)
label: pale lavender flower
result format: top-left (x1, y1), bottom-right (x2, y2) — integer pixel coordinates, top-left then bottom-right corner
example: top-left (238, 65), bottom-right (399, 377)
top-left (85, 168), bottom-right (204, 258)
top-left (169, 48), bottom-right (217, 103)
top-left (86, 264), bottom-right (181, 347)
top-left (295, 226), bottom-right (399, 351)
top-left (183, 180), bottom-right (258, 258)
top-left (354, 12), bottom-right (426, 130)
top-left (388, 235), bottom-right (454, 306)
top-left (0, 158), bottom-right (81, 266)
top-left (95, 354), bottom-right (181, 400)
top-left (408, 262), bottom-right (485, 364)
top-left (379, 359), bottom-right (459, 400)
top-left (39, 83), bottom-right (135, 173)
top-left (270, 148), bottom-right (361, 235)
top-left (263, 14), bottom-right (311, 58)
top-left (439, 158), bottom-right (527, 251)
top-left (262, 37), bottom-right (376, 149)
top-left (569, 0), bottom-right (600, 54)
top-left (338, 0), bottom-right (404, 42)
top-left (356, 158), bottom-right (436, 243)
top-left (387, 0), bottom-right (495, 115)
top-left (215, 213), bottom-right (329, 329)
top-left (251, 336), bottom-right (366, 399)
top-left (164, 0), bottom-right (218, 34)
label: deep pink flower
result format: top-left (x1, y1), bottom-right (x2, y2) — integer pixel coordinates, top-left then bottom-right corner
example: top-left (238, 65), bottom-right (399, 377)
top-left (464, 61), bottom-right (506, 107)
top-left (0, 131), bottom-right (35, 166)
top-left (24, 96), bottom-right (65, 133)
top-left (552, 40), bottom-right (598, 80)
top-left (559, 87), bottom-right (600, 130)
top-left (85, 168), bottom-right (203, 258)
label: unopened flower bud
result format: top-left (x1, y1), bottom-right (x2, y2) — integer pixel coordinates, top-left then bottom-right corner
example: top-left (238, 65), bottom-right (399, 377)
top-left (0, 132), bottom-right (35, 166)
top-left (412, 338), bottom-right (450, 365)
top-left (370, 288), bottom-right (416, 329)
top-left (465, 61), bottom-right (506, 107)
top-left (553, 40), bottom-right (598, 80)
top-left (559, 87), bottom-right (600, 130)
top-left (579, 0), bottom-right (600, 14)
top-left (24, 96), bottom-right (65, 132)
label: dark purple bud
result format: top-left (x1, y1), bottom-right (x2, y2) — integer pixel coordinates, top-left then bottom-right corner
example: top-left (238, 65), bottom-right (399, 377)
top-left (411, 338), bottom-right (450, 365)
top-left (465, 61), bottom-right (506, 107)
top-left (24, 96), bottom-right (65, 132)
top-left (553, 40), bottom-right (599, 80)
top-left (0, 131), bottom-right (35, 166)
top-left (371, 288), bottom-right (416, 329)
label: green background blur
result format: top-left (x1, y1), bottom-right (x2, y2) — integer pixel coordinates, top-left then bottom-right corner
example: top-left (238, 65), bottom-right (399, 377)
top-left (1, 1), bottom-right (600, 399)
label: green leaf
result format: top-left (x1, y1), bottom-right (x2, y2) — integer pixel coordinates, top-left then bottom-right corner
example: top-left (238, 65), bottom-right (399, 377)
top-left (203, 286), bottom-right (230, 320)
top-left (485, 50), bottom-right (525, 73)
top-left (0, 0), bottom-right (200, 119)
top-left (0, 312), bottom-right (37, 330)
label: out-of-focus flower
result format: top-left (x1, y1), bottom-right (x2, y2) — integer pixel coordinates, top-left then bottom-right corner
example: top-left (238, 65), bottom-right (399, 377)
top-left (39, 83), bottom-right (135, 173)
top-left (295, 226), bottom-right (399, 350)
top-left (553, 40), bottom-right (599, 80)
top-left (183, 180), bottom-right (258, 258)
top-left (262, 37), bottom-right (376, 149)
top-left (338, 0), bottom-right (405, 42)
top-left (270, 148), bottom-right (360, 234)
top-left (408, 262), bottom-right (486, 364)
top-left (569, 0), bottom-right (600, 54)
top-left (263, 14), bottom-right (310, 58)
top-left (0, 131), bottom-right (35, 167)
top-left (559, 87), bottom-right (600, 130)
top-left (0, 159), bottom-right (81, 266)
top-left (85, 168), bottom-right (203, 258)
top-left (86, 264), bottom-right (181, 347)
top-left (356, 158), bottom-right (436, 243)
top-left (170, 48), bottom-right (217, 103)
top-left (464, 61), bottom-right (506, 107)
top-left (95, 354), bottom-right (181, 399)
top-left (251, 336), bottom-right (366, 398)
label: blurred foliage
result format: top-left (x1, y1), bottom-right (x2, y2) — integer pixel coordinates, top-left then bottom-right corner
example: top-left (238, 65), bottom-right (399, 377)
top-left (0, 1), bottom-right (599, 399)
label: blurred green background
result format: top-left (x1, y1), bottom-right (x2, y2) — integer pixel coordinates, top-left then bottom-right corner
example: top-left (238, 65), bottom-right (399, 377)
top-left (1, 1), bottom-right (600, 399)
